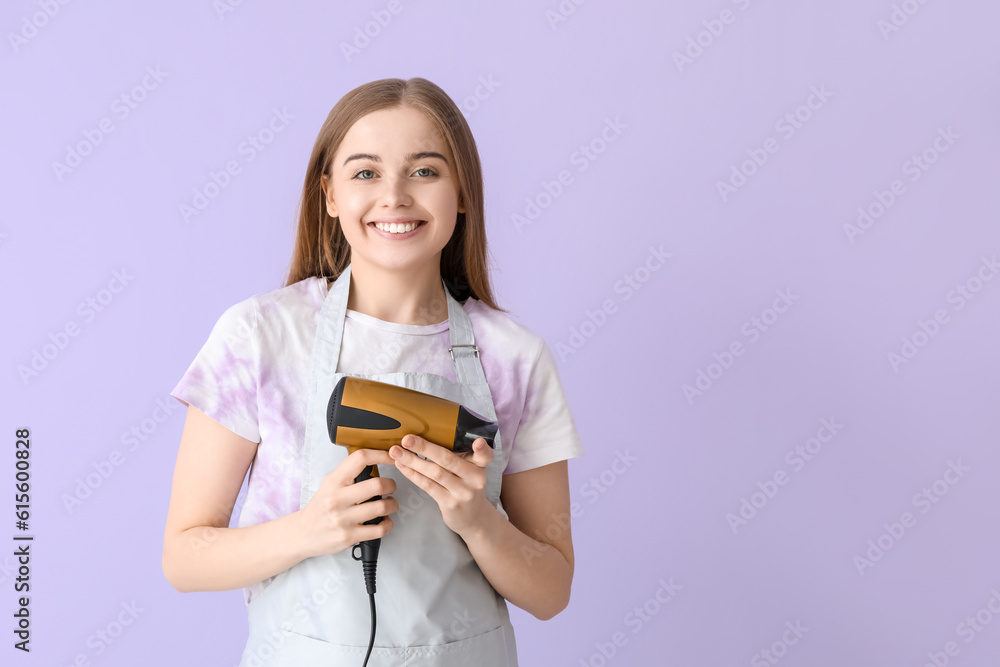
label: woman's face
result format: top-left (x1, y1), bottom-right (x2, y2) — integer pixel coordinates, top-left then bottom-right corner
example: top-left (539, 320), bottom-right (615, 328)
top-left (323, 105), bottom-right (464, 276)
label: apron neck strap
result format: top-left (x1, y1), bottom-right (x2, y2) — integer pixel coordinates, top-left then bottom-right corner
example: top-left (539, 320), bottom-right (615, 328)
top-left (316, 264), bottom-right (483, 386)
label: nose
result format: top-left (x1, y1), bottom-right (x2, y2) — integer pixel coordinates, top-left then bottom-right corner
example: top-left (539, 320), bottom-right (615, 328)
top-left (378, 174), bottom-right (413, 208)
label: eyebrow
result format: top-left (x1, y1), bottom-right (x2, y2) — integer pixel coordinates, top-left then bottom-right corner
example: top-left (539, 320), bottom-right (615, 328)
top-left (342, 151), bottom-right (448, 167)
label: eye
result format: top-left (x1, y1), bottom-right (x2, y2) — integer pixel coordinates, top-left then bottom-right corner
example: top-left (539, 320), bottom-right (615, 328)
top-left (351, 169), bottom-right (375, 180)
top-left (415, 167), bottom-right (438, 177)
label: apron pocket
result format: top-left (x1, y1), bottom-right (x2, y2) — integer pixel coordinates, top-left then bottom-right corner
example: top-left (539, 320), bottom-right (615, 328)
top-left (271, 624), bottom-right (515, 667)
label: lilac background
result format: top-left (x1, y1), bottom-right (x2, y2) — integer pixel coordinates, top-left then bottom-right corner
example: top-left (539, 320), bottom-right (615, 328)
top-left (3, 0), bottom-right (1000, 664)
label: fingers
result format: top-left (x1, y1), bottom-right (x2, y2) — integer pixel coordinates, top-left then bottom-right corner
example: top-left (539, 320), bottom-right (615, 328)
top-left (389, 436), bottom-right (493, 500)
top-left (355, 516), bottom-right (394, 542)
top-left (451, 439), bottom-right (495, 470)
top-left (339, 476), bottom-right (397, 509)
top-left (319, 448), bottom-right (397, 506)
top-left (394, 435), bottom-right (493, 471)
top-left (327, 448), bottom-right (394, 485)
top-left (338, 448), bottom-right (396, 482)
top-left (302, 449), bottom-right (404, 557)
top-left (344, 496), bottom-right (398, 525)
top-left (469, 438), bottom-right (495, 467)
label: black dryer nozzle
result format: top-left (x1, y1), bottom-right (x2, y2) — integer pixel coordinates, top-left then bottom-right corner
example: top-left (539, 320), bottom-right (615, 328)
top-left (454, 405), bottom-right (498, 454)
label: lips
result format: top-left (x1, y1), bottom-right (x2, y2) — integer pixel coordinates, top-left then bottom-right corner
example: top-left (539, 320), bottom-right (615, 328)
top-left (367, 219), bottom-right (427, 239)
top-left (368, 218), bottom-right (427, 227)
top-left (368, 220), bottom-right (425, 227)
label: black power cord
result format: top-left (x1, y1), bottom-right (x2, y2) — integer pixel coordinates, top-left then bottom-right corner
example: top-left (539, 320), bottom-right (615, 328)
top-left (351, 464), bottom-right (383, 667)
top-left (350, 542), bottom-right (378, 667)
top-left (363, 592), bottom-right (376, 666)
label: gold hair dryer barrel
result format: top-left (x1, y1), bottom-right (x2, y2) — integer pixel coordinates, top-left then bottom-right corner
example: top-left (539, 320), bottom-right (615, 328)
top-left (326, 376), bottom-right (498, 469)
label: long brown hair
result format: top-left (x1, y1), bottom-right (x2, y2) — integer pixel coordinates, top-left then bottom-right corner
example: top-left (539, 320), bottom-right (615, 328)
top-left (283, 77), bottom-right (505, 313)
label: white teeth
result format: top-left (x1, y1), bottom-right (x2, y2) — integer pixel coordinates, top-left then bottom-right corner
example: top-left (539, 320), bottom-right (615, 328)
top-left (374, 221), bottom-right (421, 233)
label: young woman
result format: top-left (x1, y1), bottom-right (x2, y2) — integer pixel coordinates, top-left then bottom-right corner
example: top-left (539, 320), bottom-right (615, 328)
top-left (162, 77), bottom-right (584, 666)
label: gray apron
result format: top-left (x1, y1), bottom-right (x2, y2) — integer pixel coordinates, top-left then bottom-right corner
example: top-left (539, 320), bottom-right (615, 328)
top-left (238, 263), bottom-right (518, 666)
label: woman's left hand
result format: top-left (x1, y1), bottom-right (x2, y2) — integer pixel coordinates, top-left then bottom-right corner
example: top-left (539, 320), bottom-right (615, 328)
top-left (389, 434), bottom-right (495, 538)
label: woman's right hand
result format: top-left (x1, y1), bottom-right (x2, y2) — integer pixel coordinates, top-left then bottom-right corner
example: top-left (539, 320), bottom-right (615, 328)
top-left (294, 448), bottom-right (399, 559)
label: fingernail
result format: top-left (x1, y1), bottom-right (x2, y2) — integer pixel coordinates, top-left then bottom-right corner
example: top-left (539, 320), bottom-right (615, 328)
top-left (390, 446), bottom-right (401, 459)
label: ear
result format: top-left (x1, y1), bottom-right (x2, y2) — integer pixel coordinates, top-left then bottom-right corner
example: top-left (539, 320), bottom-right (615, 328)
top-left (321, 175), bottom-right (338, 218)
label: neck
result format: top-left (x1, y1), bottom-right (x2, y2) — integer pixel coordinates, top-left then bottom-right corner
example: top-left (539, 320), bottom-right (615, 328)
top-left (344, 260), bottom-right (449, 326)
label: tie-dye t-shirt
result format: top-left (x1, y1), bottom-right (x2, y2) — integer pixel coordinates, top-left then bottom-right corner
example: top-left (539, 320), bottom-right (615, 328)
top-left (170, 276), bottom-right (584, 604)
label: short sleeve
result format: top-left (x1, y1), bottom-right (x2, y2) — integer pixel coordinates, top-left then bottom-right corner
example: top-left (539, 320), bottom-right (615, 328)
top-left (170, 297), bottom-right (261, 444)
top-left (504, 339), bottom-right (584, 474)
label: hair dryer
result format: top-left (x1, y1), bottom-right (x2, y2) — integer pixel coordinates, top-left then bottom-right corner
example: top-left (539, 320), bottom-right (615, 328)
top-left (327, 375), bottom-right (499, 456)
top-left (326, 376), bottom-right (498, 587)
top-left (325, 376), bottom-right (499, 665)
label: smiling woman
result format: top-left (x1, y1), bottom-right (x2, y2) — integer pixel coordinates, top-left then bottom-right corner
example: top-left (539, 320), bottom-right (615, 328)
top-left (320, 105), bottom-right (463, 316)
top-left (163, 77), bottom-right (585, 667)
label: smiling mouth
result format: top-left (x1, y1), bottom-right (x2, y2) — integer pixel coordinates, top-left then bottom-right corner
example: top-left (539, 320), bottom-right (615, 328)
top-left (369, 220), bottom-right (426, 234)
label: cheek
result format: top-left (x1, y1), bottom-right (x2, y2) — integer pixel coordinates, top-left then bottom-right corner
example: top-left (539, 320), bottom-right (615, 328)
top-left (433, 219), bottom-right (457, 245)
top-left (429, 194), bottom-right (460, 228)
top-left (337, 190), bottom-right (369, 215)
top-left (427, 183), bottom-right (460, 210)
